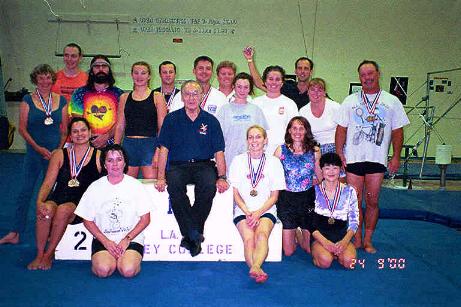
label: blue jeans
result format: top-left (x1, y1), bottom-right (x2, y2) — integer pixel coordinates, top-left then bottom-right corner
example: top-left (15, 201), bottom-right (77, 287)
top-left (12, 151), bottom-right (49, 234)
top-left (166, 161), bottom-right (217, 241)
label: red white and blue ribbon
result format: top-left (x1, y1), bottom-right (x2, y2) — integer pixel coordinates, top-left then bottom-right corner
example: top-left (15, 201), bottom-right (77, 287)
top-left (36, 89), bottom-right (53, 117)
top-left (68, 145), bottom-right (91, 180)
top-left (361, 89), bottom-right (381, 115)
top-left (320, 182), bottom-right (342, 218)
top-left (161, 87), bottom-right (177, 108)
top-left (200, 87), bottom-right (212, 109)
top-left (247, 152), bottom-right (266, 190)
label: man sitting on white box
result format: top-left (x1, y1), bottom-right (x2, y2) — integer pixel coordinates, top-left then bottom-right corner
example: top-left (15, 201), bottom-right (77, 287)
top-left (155, 80), bottom-right (229, 257)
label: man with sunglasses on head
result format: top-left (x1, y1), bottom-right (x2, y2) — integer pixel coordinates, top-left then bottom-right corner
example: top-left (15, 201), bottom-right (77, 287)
top-left (69, 55), bottom-right (123, 148)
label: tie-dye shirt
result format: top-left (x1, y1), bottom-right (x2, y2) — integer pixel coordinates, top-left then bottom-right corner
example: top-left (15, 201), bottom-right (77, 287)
top-left (69, 86), bottom-right (123, 135)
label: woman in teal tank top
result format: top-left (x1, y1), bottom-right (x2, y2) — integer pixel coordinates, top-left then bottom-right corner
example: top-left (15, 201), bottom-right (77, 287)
top-left (0, 64), bottom-right (68, 245)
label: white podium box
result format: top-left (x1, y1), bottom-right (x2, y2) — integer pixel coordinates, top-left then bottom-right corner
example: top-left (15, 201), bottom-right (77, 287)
top-left (55, 182), bottom-right (282, 261)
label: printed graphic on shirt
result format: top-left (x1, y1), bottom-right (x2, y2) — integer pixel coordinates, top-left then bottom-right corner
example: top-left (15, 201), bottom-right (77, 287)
top-left (207, 104), bottom-right (217, 114)
top-left (199, 123), bottom-right (208, 135)
top-left (102, 197), bottom-right (130, 235)
top-left (351, 104), bottom-right (388, 147)
top-left (83, 92), bottom-right (117, 135)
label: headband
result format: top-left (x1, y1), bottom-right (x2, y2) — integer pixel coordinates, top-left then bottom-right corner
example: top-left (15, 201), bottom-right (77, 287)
top-left (91, 59), bottom-right (111, 67)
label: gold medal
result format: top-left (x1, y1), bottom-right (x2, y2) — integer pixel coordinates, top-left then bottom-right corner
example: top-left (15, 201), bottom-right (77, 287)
top-left (328, 217), bottom-right (335, 225)
top-left (44, 117), bottom-right (54, 125)
top-left (250, 189), bottom-right (258, 197)
top-left (68, 178), bottom-right (80, 187)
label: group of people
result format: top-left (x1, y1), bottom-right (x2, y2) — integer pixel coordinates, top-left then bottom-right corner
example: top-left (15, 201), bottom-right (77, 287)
top-left (0, 42), bottom-right (410, 283)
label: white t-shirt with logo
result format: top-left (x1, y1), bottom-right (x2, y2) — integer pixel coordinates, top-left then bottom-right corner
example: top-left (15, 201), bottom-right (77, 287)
top-left (336, 90), bottom-right (410, 166)
top-left (75, 175), bottom-right (153, 245)
top-left (252, 94), bottom-right (298, 155)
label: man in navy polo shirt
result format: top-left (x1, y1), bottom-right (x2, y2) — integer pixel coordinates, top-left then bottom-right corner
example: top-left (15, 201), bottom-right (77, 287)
top-left (155, 80), bottom-right (229, 257)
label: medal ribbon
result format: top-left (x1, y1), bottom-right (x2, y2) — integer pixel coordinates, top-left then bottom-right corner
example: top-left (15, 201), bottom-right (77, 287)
top-left (247, 152), bottom-right (266, 189)
top-left (36, 89), bottom-right (53, 117)
top-left (161, 87), bottom-right (177, 107)
top-left (200, 87), bottom-right (212, 109)
top-left (361, 90), bottom-right (381, 115)
top-left (320, 182), bottom-right (342, 218)
top-left (68, 146), bottom-right (92, 180)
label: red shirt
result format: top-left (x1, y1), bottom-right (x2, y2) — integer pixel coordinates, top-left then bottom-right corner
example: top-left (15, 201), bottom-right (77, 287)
top-left (52, 70), bottom-right (88, 103)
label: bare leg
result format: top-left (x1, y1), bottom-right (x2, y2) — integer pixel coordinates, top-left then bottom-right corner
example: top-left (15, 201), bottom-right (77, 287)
top-left (346, 172), bottom-right (365, 249)
top-left (92, 251), bottom-right (117, 278)
top-left (311, 240), bottom-right (334, 269)
top-left (300, 229), bottom-right (311, 254)
top-left (338, 242), bottom-right (357, 269)
top-left (127, 166), bottom-right (140, 179)
top-left (117, 250), bottom-right (143, 278)
top-left (236, 220), bottom-right (256, 268)
top-left (141, 165), bottom-right (155, 180)
top-left (28, 202), bottom-right (57, 270)
top-left (282, 229), bottom-right (296, 256)
top-left (363, 173), bottom-right (384, 253)
top-left (41, 203), bottom-right (76, 270)
top-left (250, 218), bottom-right (274, 283)
top-left (0, 232), bottom-right (19, 245)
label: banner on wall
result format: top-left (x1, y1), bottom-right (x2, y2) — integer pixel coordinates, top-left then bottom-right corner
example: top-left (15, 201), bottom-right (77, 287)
top-left (131, 16), bottom-right (238, 36)
top-left (55, 183), bottom-right (282, 261)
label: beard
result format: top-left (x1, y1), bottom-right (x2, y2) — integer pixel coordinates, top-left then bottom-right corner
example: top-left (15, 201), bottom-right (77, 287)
top-left (94, 72), bottom-right (110, 84)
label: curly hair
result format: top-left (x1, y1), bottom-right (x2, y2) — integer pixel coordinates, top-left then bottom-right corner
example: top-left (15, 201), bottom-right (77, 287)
top-left (30, 64), bottom-right (56, 85)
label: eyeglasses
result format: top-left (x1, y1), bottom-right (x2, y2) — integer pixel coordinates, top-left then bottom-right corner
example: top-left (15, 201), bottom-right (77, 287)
top-left (182, 91), bottom-right (201, 98)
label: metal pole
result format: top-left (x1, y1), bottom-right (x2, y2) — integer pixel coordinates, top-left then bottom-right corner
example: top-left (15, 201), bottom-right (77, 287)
top-left (419, 72), bottom-right (432, 178)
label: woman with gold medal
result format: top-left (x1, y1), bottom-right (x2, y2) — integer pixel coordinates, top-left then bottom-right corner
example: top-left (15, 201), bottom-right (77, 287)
top-left (0, 64), bottom-right (68, 245)
top-left (27, 117), bottom-right (102, 270)
top-left (229, 125), bottom-right (285, 283)
top-left (308, 152), bottom-right (359, 269)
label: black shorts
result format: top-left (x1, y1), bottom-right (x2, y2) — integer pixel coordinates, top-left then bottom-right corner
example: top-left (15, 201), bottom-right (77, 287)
top-left (42, 198), bottom-right (82, 225)
top-left (91, 238), bottom-right (144, 256)
top-left (346, 161), bottom-right (386, 176)
top-left (233, 212), bottom-right (277, 226)
top-left (277, 190), bottom-right (314, 230)
top-left (311, 212), bottom-right (347, 243)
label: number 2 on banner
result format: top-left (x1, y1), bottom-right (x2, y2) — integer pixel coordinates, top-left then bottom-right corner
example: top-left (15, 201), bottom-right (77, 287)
top-left (74, 231), bottom-right (87, 250)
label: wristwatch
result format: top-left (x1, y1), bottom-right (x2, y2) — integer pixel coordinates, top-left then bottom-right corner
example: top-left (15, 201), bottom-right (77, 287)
top-left (217, 175), bottom-right (227, 180)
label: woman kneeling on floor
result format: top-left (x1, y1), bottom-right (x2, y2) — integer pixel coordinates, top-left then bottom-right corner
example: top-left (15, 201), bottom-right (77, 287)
top-left (75, 144), bottom-right (152, 278)
top-left (309, 152), bottom-right (359, 269)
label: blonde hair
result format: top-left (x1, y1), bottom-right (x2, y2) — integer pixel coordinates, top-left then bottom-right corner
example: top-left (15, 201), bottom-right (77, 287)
top-left (246, 125), bottom-right (267, 139)
top-left (307, 78), bottom-right (327, 91)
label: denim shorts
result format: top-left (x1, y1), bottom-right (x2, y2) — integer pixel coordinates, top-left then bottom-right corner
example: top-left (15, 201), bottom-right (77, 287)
top-left (123, 136), bottom-right (157, 167)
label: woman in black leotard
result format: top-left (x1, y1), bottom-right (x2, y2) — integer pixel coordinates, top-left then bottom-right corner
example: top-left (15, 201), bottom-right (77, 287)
top-left (27, 117), bottom-right (102, 270)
